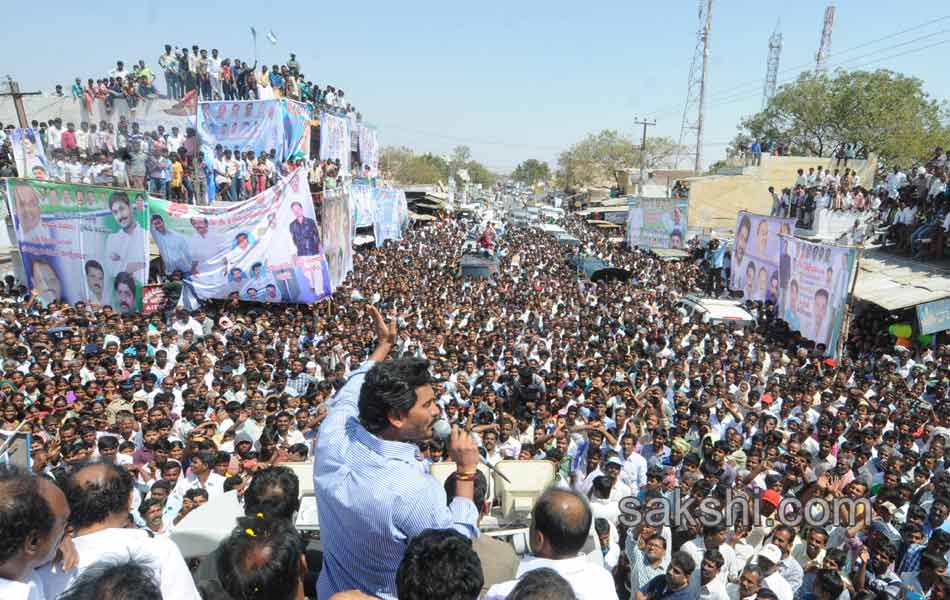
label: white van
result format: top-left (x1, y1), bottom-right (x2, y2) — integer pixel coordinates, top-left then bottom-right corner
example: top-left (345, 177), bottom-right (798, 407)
top-left (674, 295), bottom-right (757, 328)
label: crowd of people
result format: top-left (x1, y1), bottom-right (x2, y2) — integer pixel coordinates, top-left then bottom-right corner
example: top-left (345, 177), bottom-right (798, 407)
top-left (44, 45), bottom-right (357, 111)
top-left (1, 186), bottom-right (950, 599)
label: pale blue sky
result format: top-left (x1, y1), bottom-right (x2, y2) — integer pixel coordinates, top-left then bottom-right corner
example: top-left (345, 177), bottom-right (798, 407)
top-left (3, 1), bottom-right (949, 172)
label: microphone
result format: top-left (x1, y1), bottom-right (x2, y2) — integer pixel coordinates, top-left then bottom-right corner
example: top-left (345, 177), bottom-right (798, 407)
top-left (432, 419), bottom-right (512, 483)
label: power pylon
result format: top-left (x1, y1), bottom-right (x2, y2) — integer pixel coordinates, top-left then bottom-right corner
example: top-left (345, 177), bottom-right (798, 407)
top-left (676, 0), bottom-right (714, 173)
top-left (762, 22), bottom-right (782, 108)
top-left (815, 5), bottom-right (836, 74)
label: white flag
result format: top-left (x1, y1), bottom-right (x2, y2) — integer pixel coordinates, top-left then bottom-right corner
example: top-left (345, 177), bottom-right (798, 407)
top-left (266, 30), bottom-right (278, 45)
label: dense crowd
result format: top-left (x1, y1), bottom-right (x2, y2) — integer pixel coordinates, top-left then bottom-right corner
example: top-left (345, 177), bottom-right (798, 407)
top-left (45, 44), bottom-right (357, 110)
top-left (2, 198), bottom-right (950, 599)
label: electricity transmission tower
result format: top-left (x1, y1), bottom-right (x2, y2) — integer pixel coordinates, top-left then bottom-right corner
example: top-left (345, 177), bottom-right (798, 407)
top-left (762, 22), bottom-right (782, 108)
top-left (815, 5), bottom-right (836, 74)
top-left (676, 0), bottom-right (713, 173)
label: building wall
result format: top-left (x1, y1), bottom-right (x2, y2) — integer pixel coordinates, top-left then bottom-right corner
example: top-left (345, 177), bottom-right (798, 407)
top-left (686, 154), bottom-right (878, 231)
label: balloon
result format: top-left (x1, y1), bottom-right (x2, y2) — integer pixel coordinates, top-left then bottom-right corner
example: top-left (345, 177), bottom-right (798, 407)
top-left (896, 337), bottom-right (912, 349)
top-left (919, 334), bottom-right (934, 345)
top-left (889, 324), bottom-right (912, 338)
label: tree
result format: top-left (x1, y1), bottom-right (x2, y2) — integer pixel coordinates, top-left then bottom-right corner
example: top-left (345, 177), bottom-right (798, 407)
top-left (557, 130), bottom-right (686, 187)
top-left (733, 69), bottom-right (950, 166)
top-left (511, 159), bottom-right (551, 185)
top-left (380, 146), bottom-right (449, 184)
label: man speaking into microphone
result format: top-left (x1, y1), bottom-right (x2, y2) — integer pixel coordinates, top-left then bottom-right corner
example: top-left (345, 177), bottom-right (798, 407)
top-left (314, 306), bottom-right (480, 600)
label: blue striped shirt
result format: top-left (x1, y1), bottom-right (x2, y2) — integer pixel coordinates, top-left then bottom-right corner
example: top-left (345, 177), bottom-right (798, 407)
top-left (314, 360), bottom-right (479, 600)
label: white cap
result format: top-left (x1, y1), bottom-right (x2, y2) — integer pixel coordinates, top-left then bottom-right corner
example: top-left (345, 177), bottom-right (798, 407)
top-left (756, 544), bottom-right (783, 566)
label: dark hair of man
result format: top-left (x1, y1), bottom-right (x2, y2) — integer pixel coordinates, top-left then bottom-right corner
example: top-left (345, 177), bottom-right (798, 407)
top-left (97, 436), bottom-right (118, 451)
top-left (216, 516), bottom-right (304, 600)
top-left (507, 567), bottom-right (577, 600)
top-left (0, 465), bottom-right (54, 564)
top-left (138, 497), bottom-right (163, 518)
top-left (396, 529), bottom-right (483, 600)
top-left (445, 470), bottom-right (488, 508)
top-left (184, 488), bottom-right (209, 502)
top-left (922, 551), bottom-right (949, 573)
top-left (58, 560), bottom-right (162, 600)
top-left (670, 550), bottom-right (697, 575)
top-left (224, 475), bottom-right (244, 493)
top-left (63, 462), bottom-right (133, 529)
top-left (359, 358), bottom-right (433, 434)
top-left (813, 568), bottom-right (844, 599)
top-left (532, 488), bottom-right (592, 558)
top-left (704, 547), bottom-right (725, 569)
top-left (243, 466), bottom-right (300, 520)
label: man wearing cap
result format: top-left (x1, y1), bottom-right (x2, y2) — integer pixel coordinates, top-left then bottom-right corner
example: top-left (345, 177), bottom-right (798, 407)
top-left (106, 380), bottom-right (136, 425)
top-left (754, 543), bottom-right (793, 600)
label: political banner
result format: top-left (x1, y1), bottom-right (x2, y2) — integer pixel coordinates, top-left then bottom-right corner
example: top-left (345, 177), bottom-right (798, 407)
top-left (196, 99), bottom-right (312, 168)
top-left (373, 187), bottom-right (408, 248)
top-left (142, 285), bottom-right (166, 314)
top-left (917, 298), bottom-right (950, 335)
top-left (348, 112), bottom-right (360, 153)
top-left (730, 211), bottom-right (796, 303)
top-left (350, 181), bottom-right (375, 229)
top-left (283, 100), bottom-right (313, 161)
top-left (319, 112), bottom-right (350, 174)
top-left (148, 168), bottom-right (331, 303)
top-left (322, 186), bottom-right (354, 290)
top-left (626, 197), bottom-right (688, 249)
top-left (4, 179), bottom-right (150, 312)
top-left (358, 125), bottom-right (379, 177)
top-left (10, 129), bottom-right (51, 179)
top-left (777, 235), bottom-right (857, 355)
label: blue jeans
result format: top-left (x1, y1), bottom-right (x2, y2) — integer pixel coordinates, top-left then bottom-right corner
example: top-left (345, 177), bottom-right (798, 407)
top-left (149, 178), bottom-right (168, 198)
top-left (164, 72), bottom-right (180, 99)
top-left (912, 222), bottom-right (937, 254)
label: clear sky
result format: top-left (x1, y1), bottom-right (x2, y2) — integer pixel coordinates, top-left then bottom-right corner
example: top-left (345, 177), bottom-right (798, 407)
top-left (3, 1), bottom-right (948, 173)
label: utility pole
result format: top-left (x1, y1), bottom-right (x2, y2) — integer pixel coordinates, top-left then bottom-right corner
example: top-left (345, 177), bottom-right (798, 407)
top-left (762, 22), bottom-right (783, 108)
top-left (0, 78), bottom-right (41, 128)
top-left (633, 117), bottom-right (656, 190)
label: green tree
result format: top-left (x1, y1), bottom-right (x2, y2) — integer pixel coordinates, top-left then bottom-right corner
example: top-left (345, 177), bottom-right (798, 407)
top-left (557, 130), bottom-right (686, 187)
top-left (734, 69), bottom-right (950, 166)
top-left (511, 159), bottom-right (551, 185)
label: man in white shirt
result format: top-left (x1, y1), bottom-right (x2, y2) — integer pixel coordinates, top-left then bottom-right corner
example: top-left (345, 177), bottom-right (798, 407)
top-left (485, 489), bottom-right (618, 600)
top-left (700, 549), bottom-right (731, 600)
top-left (208, 49), bottom-right (222, 100)
top-left (755, 544), bottom-right (794, 600)
top-left (36, 462), bottom-right (201, 600)
top-left (187, 216), bottom-right (222, 277)
top-left (682, 524), bottom-right (739, 592)
top-left (46, 119), bottom-right (63, 150)
top-left (104, 192), bottom-right (147, 283)
top-left (184, 452), bottom-right (226, 500)
top-left (0, 470), bottom-right (71, 600)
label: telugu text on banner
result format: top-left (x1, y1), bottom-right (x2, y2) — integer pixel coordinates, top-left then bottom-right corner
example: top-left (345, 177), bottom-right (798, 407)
top-left (148, 168), bottom-right (330, 304)
top-left (777, 235), bottom-right (857, 356)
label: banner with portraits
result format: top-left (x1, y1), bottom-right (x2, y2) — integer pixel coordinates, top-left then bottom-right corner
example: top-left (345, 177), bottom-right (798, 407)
top-left (4, 179), bottom-right (150, 312)
top-left (777, 235), bottom-right (857, 355)
top-left (148, 168), bottom-right (331, 304)
top-left (730, 212), bottom-right (797, 302)
top-left (321, 186), bottom-right (354, 290)
top-left (319, 112), bottom-right (351, 174)
top-left (350, 181), bottom-right (375, 229)
top-left (357, 125), bottom-right (379, 177)
top-left (373, 187), bottom-right (408, 248)
top-left (10, 128), bottom-right (51, 179)
top-left (626, 197), bottom-right (689, 249)
top-left (196, 99), bottom-right (313, 168)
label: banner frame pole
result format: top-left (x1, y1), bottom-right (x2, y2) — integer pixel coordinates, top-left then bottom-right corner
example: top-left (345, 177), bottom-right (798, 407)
top-left (836, 245), bottom-right (864, 359)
